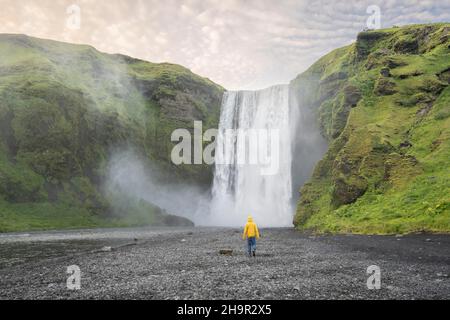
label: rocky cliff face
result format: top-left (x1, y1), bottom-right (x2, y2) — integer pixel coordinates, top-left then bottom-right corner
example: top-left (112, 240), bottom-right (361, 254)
top-left (0, 34), bottom-right (223, 231)
top-left (293, 23), bottom-right (450, 234)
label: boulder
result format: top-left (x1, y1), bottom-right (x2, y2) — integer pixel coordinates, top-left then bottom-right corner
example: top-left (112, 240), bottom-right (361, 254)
top-left (374, 78), bottom-right (397, 96)
top-left (380, 67), bottom-right (391, 77)
top-left (343, 85), bottom-right (362, 107)
top-left (393, 38), bottom-right (419, 54)
top-left (332, 175), bottom-right (368, 207)
top-left (219, 249), bottom-right (233, 256)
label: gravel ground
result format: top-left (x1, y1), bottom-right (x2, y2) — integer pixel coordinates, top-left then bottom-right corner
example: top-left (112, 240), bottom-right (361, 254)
top-left (0, 227), bottom-right (449, 300)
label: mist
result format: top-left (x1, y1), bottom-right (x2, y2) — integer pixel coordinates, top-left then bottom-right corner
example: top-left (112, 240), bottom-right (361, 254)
top-left (104, 150), bottom-right (210, 225)
top-left (99, 72), bottom-right (328, 228)
top-left (289, 83), bottom-right (329, 206)
top-left (103, 77), bottom-right (329, 228)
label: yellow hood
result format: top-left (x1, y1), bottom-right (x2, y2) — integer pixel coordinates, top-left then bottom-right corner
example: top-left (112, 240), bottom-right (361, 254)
top-left (243, 216), bottom-right (260, 239)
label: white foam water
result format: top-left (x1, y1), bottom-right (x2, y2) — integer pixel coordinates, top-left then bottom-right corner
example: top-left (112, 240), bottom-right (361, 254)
top-left (206, 85), bottom-right (297, 227)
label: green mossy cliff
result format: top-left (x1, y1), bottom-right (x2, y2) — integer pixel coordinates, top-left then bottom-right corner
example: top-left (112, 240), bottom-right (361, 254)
top-left (293, 23), bottom-right (450, 234)
top-left (0, 34), bottom-right (223, 231)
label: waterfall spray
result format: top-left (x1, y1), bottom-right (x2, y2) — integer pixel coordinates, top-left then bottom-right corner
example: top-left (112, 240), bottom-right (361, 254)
top-left (206, 85), bottom-right (296, 227)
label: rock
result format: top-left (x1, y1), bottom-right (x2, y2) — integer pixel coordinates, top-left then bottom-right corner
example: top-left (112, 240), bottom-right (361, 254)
top-left (2, 227), bottom-right (450, 299)
top-left (393, 38), bottom-right (419, 54)
top-left (163, 215), bottom-right (195, 227)
top-left (332, 175), bottom-right (368, 206)
top-left (180, 239), bottom-right (187, 243)
top-left (398, 70), bottom-right (423, 79)
top-left (419, 77), bottom-right (446, 95)
top-left (327, 84), bottom-right (362, 139)
top-left (343, 85), bottom-right (362, 108)
top-left (437, 67), bottom-right (450, 84)
top-left (374, 77), bottom-right (397, 95)
top-left (399, 141), bottom-right (412, 148)
top-left (380, 67), bottom-right (391, 77)
top-left (219, 249), bottom-right (233, 256)
top-left (385, 57), bottom-right (407, 69)
top-left (101, 246), bottom-right (112, 252)
top-left (356, 31), bottom-right (388, 59)
top-left (321, 71), bottom-right (348, 84)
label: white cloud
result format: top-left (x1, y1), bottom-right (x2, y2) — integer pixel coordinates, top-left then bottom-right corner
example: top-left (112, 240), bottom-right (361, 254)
top-left (0, 0), bottom-right (448, 89)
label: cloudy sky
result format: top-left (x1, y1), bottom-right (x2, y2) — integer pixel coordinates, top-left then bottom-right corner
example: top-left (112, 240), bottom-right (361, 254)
top-left (0, 0), bottom-right (449, 89)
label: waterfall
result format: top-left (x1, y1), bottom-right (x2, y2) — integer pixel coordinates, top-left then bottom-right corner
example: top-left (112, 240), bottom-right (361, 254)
top-left (206, 85), bottom-right (297, 227)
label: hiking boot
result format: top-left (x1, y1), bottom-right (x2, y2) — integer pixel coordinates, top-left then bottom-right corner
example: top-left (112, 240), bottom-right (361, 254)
top-left (253, 251), bottom-right (256, 257)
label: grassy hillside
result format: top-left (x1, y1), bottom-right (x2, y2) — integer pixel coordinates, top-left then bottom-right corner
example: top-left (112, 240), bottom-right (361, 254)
top-left (0, 34), bottom-right (224, 232)
top-left (293, 23), bottom-right (450, 234)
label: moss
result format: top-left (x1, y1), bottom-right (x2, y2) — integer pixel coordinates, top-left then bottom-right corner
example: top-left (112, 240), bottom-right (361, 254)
top-left (418, 76), bottom-right (447, 95)
top-left (0, 34), bottom-right (223, 231)
top-left (393, 37), bottom-right (419, 54)
top-left (332, 175), bottom-right (368, 206)
top-left (330, 94), bottom-right (350, 138)
top-left (374, 77), bottom-right (397, 95)
top-left (294, 23), bottom-right (450, 234)
top-left (356, 31), bottom-right (390, 59)
top-left (396, 92), bottom-right (434, 107)
top-left (434, 108), bottom-right (450, 120)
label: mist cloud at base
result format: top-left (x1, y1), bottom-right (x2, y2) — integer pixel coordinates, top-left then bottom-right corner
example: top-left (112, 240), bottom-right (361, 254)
top-left (104, 150), bottom-right (211, 225)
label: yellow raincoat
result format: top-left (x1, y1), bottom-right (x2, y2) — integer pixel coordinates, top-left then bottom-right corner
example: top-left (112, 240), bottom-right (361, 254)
top-left (242, 216), bottom-right (260, 240)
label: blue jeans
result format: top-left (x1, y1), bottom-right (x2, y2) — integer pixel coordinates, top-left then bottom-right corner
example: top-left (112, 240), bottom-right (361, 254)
top-left (247, 237), bottom-right (256, 255)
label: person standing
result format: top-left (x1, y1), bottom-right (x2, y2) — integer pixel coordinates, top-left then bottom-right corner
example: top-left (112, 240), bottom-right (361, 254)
top-left (242, 216), bottom-right (260, 257)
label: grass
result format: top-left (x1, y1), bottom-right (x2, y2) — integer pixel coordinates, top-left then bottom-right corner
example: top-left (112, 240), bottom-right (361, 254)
top-left (0, 33), bottom-right (223, 232)
top-left (0, 201), bottom-right (110, 232)
top-left (0, 200), bottom-right (173, 233)
top-left (294, 23), bottom-right (450, 234)
top-left (302, 173), bottom-right (450, 234)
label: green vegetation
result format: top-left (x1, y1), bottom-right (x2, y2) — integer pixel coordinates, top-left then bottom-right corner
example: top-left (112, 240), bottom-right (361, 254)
top-left (1, 24), bottom-right (449, 235)
top-left (0, 34), bottom-right (223, 232)
top-left (293, 23), bottom-right (450, 234)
